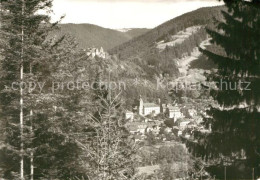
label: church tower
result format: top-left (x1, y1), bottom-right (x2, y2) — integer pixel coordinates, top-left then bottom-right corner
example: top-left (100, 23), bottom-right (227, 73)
top-left (139, 96), bottom-right (143, 115)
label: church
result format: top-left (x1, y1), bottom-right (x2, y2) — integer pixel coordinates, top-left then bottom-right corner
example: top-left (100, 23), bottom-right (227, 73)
top-left (139, 97), bottom-right (160, 116)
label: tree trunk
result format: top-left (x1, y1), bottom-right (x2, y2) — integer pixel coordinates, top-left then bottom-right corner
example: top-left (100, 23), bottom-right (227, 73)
top-left (20, 0), bottom-right (25, 179)
top-left (30, 109), bottom-right (34, 180)
top-left (29, 50), bottom-right (34, 180)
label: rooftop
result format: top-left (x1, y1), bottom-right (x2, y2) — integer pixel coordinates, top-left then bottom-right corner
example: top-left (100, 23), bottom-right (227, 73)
top-left (143, 103), bottom-right (159, 108)
top-left (125, 110), bottom-right (134, 114)
top-left (168, 106), bottom-right (181, 111)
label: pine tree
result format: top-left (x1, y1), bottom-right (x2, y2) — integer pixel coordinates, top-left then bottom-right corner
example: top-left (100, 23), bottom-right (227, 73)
top-left (29, 36), bottom-right (89, 179)
top-left (0, 0), bottom-right (49, 178)
top-left (194, 0), bottom-right (260, 178)
top-left (74, 71), bottom-right (138, 180)
top-left (0, 0), bottom-right (86, 179)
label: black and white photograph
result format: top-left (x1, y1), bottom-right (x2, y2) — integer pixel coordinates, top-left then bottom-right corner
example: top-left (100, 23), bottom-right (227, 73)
top-left (0, 0), bottom-right (259, 179)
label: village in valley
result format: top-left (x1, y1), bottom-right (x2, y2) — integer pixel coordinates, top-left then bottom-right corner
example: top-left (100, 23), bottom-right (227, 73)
top-left (82, 46), bottom-right (212, 143)
top-left (122, 93), bottom-right (214, 177)
top-left (1, 0), bottom-right (258, 179)
top-left (82, 45), bottom-right (215, 177)
top-left (125, 95), bottom-right (212, 143)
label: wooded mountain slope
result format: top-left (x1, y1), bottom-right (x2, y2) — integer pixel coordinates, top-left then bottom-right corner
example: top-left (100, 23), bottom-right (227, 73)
top-left (109, 6), bottom-right (225, 78)
top-left (105, 6), bottom-right (227, 105)
top-left (109, 6), bottom-right (226, 60)
top-left (57, 24), bottom-right (150, 50)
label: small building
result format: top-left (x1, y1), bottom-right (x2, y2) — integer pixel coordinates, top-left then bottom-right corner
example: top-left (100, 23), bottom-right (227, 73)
top-left (177, 130), bottom-right (183, 136)
top-left (167, 105), bottom-right (183, 122)
top-left (143, 103), bottom-right (160, 116)
top-left (146, 124), bottom-right (160, 135)
top-left (162, 104), bottom-right (168, 113)
top-left (126, 122), bottom-right (147, 134)
top-left (179, 119), bottom-right (191, 130)
top-left (125, 110), bottom-right (134, 121)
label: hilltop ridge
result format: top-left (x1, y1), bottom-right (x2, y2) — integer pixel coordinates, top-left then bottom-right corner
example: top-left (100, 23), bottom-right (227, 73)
top-left (56, 23), bottom-right (150, 50)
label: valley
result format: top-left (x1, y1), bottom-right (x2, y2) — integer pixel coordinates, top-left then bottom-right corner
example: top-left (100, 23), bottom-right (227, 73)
top-left (1, 0), bottom-right (258, 179)
top-left (51, 5), bottom-right (225, 180)
top-left (70, 6), bottom-right (224, 179)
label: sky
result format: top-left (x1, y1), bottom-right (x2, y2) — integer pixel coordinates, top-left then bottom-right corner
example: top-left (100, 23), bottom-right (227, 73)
top-left (52, 0), bottom-right (224, 29)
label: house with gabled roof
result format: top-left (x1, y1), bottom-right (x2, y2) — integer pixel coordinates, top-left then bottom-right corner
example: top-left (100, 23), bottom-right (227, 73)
top-left (167, 105), bottom-right (183, 122)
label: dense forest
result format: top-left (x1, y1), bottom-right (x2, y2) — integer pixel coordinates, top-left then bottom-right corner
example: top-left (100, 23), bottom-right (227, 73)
top-left (109, 6), bottom-right (225, 58)
top-left (55, 24), bottom-right (149, 50)
top-left (184, 0), bottom-right (260, 179)
top-left (107, 6), bottom-right (226, 82)
top-left (0, 1), bottom-right (136, 179)
top-left (98, 6), bottom-right (227, 106)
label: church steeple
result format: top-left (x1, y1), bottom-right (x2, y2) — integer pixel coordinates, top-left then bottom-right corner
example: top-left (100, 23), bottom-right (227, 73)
top-left (139, 95), bottom-right (143, 115)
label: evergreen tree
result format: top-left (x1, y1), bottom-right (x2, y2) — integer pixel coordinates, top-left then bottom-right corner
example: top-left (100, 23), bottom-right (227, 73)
top-left (30, 36), bottom-right (90, 179)
top-left (74, 71), bottom-right (138, 180)
top-left (0, 1), bottom-right (86, 179)
top-left (193, 0), bottom-right (260, 178)
top-left (0, 0), bottom-right (56, 179)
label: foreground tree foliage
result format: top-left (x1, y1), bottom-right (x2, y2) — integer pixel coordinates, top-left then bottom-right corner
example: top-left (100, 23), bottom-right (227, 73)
top-left (72, 71), bottom-right (138, 180)
top-left (191, 0), bottom-right (260, 178)
top-left (0, 0), bottom-right (89, 179)
top-left (0, 0), bottom-right (61, 179)
top-left (0, 1), bottom-right (138, 179)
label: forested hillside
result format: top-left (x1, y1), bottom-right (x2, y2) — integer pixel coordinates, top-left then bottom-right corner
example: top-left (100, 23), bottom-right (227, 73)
top-left (101, 6), bottom-right (228, 107)
top-left (110, 6), bottom-right (225, 58)
top-left (124, 28), bottom-right (150, 39)
top-left (56, 24), bottom-right (149, 50)
top-left (109, 6), bottom-right (226, 79)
